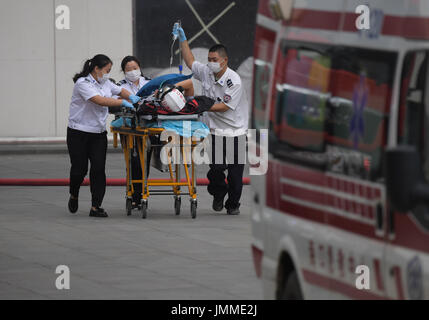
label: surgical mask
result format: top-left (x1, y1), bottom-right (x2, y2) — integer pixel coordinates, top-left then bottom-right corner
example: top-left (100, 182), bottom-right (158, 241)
top-left (98, 73), bottom-right (110, 84)
top-left (208, 61), bottom-right (223, 73)
top-left (125, 70), bottom-right (141, 83)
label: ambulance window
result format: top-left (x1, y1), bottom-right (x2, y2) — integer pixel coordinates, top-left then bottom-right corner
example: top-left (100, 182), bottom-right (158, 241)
top-left (398, 51), bottom-right (429, 181)
top-left (268, 41), bottom-right (331, 170)
top-left (269, 41), bottom-right (396, 177)
top-left (326, 47), bottom-right (396, 181)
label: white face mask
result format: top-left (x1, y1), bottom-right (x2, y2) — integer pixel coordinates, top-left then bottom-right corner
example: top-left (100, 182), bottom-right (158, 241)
top-left (98, 73), bottom-right (110, 84)
top-left (125, 69), bottom-right (141, 83)
top-left (208, 61), bottom-right (223, 74)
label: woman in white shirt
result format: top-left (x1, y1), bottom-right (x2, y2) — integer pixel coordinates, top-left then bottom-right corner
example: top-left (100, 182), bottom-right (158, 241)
top-left (67, 54), bottom-right (141, 218)
top-left (118, 55), bottom-right (151, 95)
top-left (116, 56), bottom-right (150, 209)
top-left (117, 56), bottom-right (195, 210)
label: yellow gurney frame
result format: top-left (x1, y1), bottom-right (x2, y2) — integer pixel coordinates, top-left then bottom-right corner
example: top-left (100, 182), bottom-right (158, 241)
top-left (111, 125), bottom-right (198, 219)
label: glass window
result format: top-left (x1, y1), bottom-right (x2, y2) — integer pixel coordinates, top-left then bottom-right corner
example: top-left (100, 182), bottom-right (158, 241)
top-left (398, 50), bottom-right (429, 230)
top-left (398, 51), bottom-right (429, 180)
top-left (326, 47), bottom-right (396, 180)
top-left (269, 41), bottom-right (397, 180)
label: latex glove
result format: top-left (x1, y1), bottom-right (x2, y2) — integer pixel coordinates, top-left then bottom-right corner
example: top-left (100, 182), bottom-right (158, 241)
top-left (129, 95), bottom-right (141, 104)
top-left (172, 25), bottom-right (187, 42)
top-left (121, 100), bottom-right (134, 109)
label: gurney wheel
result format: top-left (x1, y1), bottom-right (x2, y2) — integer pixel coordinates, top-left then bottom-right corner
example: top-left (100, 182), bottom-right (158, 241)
top-left (190, 200), bottom-right (197, 219)
top-left (141, 200), bottom-right (148, 219)
top-left (126, 198), bottom-right (132, 216)
top-left (174, 196), bottom-right (181, 216)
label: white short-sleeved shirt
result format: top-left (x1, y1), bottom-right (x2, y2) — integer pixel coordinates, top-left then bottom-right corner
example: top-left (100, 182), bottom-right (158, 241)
top-left (68, 74), bottom-right (122, 133)
top-left (192, 61), bottom-right (249, 136)
top-left (117, 76), bottom-right (151, 95)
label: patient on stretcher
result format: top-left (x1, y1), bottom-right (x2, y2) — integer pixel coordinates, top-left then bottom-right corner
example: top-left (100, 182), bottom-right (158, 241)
top-left (111, 73), bottom-right (214, 130)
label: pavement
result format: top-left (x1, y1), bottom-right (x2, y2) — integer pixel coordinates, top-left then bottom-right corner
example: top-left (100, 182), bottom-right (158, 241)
top-left (0, 146), bottom-right (262, 300)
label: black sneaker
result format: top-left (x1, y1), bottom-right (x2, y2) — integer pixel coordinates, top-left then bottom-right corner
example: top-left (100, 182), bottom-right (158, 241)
top-left (227, 207), bottom-right (240, 215)
top-left (68, 196), bottom-right (78, 214)
top-left (212, 196), bottom-right (224, 212)
top-left (89, 207), bottom-right (108, 218)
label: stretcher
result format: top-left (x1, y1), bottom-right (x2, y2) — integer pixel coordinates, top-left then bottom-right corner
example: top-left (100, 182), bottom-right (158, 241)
top-left (111, 113), bottom-right (200, 219)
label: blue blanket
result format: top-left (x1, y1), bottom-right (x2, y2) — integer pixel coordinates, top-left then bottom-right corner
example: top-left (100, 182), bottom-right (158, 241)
top-left (111, 117), bottom-right (132, 128)
top-left (136, 73), bottom-right (193, 98)
top-left (146, 120), bottom-right (209, 138)
top-left (111, 118), bottom-right (209, 138)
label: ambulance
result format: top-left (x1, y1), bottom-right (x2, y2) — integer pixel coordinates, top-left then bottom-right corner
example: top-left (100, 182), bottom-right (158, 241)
top-left (250, 0), bottom-right (429, 299)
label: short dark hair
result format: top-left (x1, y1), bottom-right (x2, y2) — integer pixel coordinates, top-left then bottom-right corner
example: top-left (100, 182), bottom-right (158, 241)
top-left (209, 44), bottom-right (228, 58)
top-left (121, 55), bottom-right (142, 72)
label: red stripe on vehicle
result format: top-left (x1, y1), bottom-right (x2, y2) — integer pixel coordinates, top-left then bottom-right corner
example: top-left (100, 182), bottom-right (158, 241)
top-left (287, 9), bottom-right (341, 30)
top-left (267, 160), bottom-right (429, 254)
top-left (283, 9), bottom-right (429, 40)
top-left (373, 259), bottom-right (385, 292)
top-left (302, 269), bottom-right (389, 300)
top-left (280, 162), bottom-right (380, 201)
top-left (280, 183), bottom-right (375, 218)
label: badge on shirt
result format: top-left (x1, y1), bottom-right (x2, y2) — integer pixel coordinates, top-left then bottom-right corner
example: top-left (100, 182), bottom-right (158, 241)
top-left (227, 79), bottom-right (233, 88)
top-left (223, 94), bottom-right (232, 103)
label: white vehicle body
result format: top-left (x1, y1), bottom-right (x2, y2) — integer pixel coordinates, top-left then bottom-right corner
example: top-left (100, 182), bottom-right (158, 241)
top-left (250, 0), bottom-right (429, 299)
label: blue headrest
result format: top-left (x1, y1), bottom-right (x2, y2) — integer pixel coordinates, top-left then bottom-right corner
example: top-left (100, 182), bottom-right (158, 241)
top-left (136, 73), bottom-right (193, 98)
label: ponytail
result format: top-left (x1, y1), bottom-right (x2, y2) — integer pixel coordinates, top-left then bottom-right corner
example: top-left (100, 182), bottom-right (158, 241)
top-left (73, 59), bottom-right (92, 83)
top-left (73, 54), bottom-right (113, 83)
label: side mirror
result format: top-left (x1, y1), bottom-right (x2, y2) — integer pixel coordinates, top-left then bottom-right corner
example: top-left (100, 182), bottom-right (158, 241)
top-left (385, 146), bottom-right (429, 212)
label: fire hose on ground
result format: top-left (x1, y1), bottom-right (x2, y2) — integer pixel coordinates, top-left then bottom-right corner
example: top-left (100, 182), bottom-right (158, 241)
top-left (0, 178), bottom-right (250, 186)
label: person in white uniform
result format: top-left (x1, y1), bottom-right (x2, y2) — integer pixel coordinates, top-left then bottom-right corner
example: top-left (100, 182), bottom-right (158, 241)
top-left (116, 55), bottom-right (196, 209)
top-left (173, 26), bottom-right (249, 215)
top-left (116, 56), bottom-right (151, 209)
top-left (117, 55), bottom-right (151, 95)
top-left (67, 54), bottom-right (141, 218)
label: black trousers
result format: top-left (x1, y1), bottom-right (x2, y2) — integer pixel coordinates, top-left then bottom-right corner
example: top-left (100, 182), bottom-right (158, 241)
top-left (130, 137), bottom-right (143, 203)
top-left (128, 136), bottom-right (155, 203)
top-left (207, 134), bottom-right (246, 209)
top-left (67, 127), bottom-right (107, 208)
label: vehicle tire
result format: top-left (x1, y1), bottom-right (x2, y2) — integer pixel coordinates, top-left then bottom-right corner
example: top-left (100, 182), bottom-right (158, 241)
top-left (141, 200), bottom-right (148, 219)
top-left (174, 196), bottom-right (181, 216)
top-left (190, 200), bottom-right (197, 219)
top-left (280, 270), bottom-right (303, 300)
top-left (126, 198), bottom-right (132, 216)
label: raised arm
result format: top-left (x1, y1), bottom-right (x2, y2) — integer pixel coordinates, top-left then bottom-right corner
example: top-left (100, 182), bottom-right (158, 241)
top-left (181, 40), bottom-right (195, 70)
top-left (173, 26), bottom-right (195, 70)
